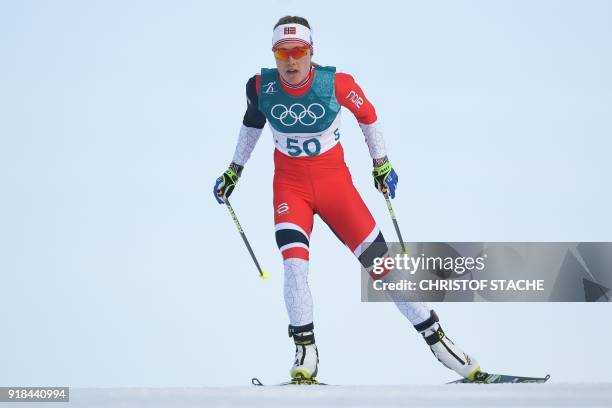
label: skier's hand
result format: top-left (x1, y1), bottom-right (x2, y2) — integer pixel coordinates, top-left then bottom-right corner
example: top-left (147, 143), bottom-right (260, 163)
top-left (372, 158), bottom-right (398, 199)
top-left (213, 164), bottom-right (242, 204)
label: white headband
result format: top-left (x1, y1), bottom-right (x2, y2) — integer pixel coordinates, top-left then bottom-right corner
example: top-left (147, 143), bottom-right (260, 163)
top-left (272, 23), bottom-right (313, 50)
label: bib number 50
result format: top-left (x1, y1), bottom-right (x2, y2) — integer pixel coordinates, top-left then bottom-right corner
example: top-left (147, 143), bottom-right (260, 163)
top-left (287, 137), bottom-right (321, 157)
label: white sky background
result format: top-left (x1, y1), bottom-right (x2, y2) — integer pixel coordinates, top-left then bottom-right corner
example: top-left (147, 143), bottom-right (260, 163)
top-left (0, 0), bottom-right (611, 387)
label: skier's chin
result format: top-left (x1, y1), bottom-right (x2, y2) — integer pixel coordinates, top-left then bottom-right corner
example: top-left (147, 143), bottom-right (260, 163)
top-left (283, 70), bottom-right (302, 84)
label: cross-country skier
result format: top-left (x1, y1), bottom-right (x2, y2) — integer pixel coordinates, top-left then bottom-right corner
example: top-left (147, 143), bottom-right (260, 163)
top-left (214, 16), bottom-right (482, 383)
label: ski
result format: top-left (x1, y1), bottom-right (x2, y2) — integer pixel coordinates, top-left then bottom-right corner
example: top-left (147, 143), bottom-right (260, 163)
top-left (252, 372), bottom-right (550, 386)
top-left (447, 372), bottom-right (551, 384)
top-left (251, 377), bottom-right (329, 386)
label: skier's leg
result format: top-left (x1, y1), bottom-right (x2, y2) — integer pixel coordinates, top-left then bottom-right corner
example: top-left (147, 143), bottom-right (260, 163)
top-left (394, 301), bottom-right (431, 325)
top-left (273, 179), bottom-right (319, 379)
top-left (315, 179), bottom-right (431, 323)
top-left (283, 258), bottom-right (313, 327)
top-left (315, 166), bottom-right (481, 379)
top-left (273, 188), bottom-right (315, 327)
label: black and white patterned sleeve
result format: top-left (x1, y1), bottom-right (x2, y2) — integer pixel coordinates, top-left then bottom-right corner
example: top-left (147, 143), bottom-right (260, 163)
top-left (232, 76), bottom-right (266, 166)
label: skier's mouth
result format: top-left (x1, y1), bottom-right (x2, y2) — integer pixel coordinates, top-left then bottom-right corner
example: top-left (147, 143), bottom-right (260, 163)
top-left (286, 69), bottom-right (299, 75)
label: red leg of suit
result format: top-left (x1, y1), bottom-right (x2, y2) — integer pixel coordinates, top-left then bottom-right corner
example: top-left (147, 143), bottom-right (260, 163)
top-left (273, 144), bottom-right (381, 262)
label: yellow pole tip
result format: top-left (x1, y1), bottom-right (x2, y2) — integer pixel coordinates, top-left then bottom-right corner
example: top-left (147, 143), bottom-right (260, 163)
top-left (400, 247), bottom-right (409, 254)
top-left (260, 270), bottom-right (270, 280)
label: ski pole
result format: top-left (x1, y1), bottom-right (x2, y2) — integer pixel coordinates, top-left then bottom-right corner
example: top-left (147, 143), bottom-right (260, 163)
top-left (223, 198), bottom-right (269, 279)
top-left (383, 192), bottom-right (407, 254)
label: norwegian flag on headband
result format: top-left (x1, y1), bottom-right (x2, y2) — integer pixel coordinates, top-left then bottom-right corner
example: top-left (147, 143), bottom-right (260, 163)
top-left (272, 24), bottom-right (312, 49)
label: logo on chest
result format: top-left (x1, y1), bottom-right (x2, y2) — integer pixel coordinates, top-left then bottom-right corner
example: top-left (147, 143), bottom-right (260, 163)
top-left (263, 81), bottom-right (278, 94)
top-left (270, 103), bottom-right (326, 127)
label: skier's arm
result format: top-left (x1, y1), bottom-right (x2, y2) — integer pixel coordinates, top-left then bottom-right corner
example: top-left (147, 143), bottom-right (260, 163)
top-left (335, 73), bottom-right (387, 162)
top-left (214, 75), bottom-right (266, 204)
top-left (335, 73), bottom-right (398, 198)
top-left (233, 75), bottom-right (266, 166)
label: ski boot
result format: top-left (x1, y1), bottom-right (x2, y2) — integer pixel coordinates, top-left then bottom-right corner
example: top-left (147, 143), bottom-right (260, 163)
top-left (415, 310), bottom-right (481, 380)
top-left (288, 323), bottom-right (319, 383)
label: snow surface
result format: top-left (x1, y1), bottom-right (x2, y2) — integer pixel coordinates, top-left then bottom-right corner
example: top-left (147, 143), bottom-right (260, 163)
top-left (34, 383), bottom-right (612, 408)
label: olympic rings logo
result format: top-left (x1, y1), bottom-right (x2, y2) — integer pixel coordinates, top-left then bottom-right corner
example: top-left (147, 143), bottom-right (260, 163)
top-left (270, 103), bottom-right (326, 127)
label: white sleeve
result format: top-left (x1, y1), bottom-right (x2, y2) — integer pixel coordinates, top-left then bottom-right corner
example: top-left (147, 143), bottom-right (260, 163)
top-left (232, 125), bottom-right (263, 166)
top-left (359, 120), bottom-right (387, 160)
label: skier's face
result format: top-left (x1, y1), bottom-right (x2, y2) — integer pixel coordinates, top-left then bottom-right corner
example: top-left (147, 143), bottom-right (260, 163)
top-left (274, 44), bottom-right (312, 85)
